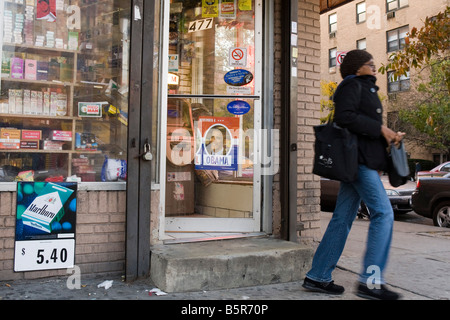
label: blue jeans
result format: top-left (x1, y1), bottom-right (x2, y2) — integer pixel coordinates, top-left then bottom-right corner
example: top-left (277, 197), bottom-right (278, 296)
top-left (306, 165), bottom-right (394, 285)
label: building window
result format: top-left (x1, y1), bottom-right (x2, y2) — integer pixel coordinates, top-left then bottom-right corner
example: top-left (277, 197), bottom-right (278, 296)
top-left (387, 0), bottom-right (408, 12)
top-left (357, 38), bottom-right (367, 50)
top-left (329, 13), bottom-right (337, 34)
top-left (329, 48), bottom-right (337, 68)
top-left (388, 71), bottom-right (410, 93)
top-left (356, 2), bottom-right (366, 23)
top-left (387, 25), bottom-right (409, 52)
top-left (0, 1), bottom-right (131, 183)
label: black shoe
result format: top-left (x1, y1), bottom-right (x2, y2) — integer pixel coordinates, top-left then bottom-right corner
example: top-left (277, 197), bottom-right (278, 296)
top-left (302, 277), bottom-right (345, 295)
top-left (356, 283), bottom-right (401, 300)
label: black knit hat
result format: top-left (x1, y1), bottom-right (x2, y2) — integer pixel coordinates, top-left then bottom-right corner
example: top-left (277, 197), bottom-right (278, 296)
top-left (339, 49), bottom-right (373, 78)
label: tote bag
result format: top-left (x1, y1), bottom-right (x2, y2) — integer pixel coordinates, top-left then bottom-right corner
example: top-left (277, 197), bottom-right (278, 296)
top-left (388, 141), bottom-right (410, 187)
top-left (313, 121), bottom-right (358, 183)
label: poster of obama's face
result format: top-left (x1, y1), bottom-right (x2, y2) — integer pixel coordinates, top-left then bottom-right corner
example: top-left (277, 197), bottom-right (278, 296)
top-left (195, 117), bottom-right (240, 171)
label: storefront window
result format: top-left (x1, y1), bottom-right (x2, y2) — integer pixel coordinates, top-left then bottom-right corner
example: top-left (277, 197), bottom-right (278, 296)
top-left (0, 0), bottom-right (131, 183)
top-left (163, 0), bottom-right (262, 231)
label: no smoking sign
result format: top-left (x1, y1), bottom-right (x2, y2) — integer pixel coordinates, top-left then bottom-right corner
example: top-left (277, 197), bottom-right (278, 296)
top-left (336, 51), bottom-right (348, 66)
top-left (229, 47), bottom-right (247, 67)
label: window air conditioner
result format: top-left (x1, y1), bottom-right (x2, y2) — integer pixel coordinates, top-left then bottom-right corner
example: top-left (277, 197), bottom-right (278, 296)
top-left (387, 11), bottom-right (396, 19)
top-left (329, 31), bottom-right (337, 38)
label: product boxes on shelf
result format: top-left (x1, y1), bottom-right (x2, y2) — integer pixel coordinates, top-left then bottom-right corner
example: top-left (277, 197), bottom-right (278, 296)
top-left (2, 55), bottom-right (11, 78)
top-left (36, 61), bottom-right (48, 81)
top-left (0, 103), bottom-right (8, 114)
top-left (10, 57), bottom-right (24, 79)
top-left (14, 89), bottom-right (23, 114)
top-left (23, 89), bottom-right (31, 114)
top-left (50, 92), bottom-right (57, 116)
top-left (0, 139), bottom-right (20, 149)
top-left (21, 129), bottom-right (42, 140)
top-left (43, 140), bottom-right (64, 150)
top-left (20, 140), bottom-right (39, 149)
top-left (37, 91), bottom-right (43, 114)
top-left (43, 91), bottom-right (50, 115)
top-left (30, 90), bottom-right (38, 114)
top-left (75, 132), bottom-right (98, 150)
top-left (51, 130), bottom-right (72, 141)
top-left (8, 89), bottom-right (16, 113)
top-left (25, 59), bottom-right (37, 80)
top-left (1, 128), bottom-right (21, 140)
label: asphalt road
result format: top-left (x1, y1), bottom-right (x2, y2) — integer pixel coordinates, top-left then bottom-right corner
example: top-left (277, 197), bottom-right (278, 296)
top-left (394, 211), bottom-right (434, 227)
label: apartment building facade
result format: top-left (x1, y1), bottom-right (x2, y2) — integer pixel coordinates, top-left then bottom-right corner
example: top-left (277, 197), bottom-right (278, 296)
top-left (320, 0), bottom-right (449, 162)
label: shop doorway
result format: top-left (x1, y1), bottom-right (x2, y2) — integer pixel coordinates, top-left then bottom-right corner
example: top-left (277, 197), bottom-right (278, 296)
top-left (159, 0), bottom-right (263, 238)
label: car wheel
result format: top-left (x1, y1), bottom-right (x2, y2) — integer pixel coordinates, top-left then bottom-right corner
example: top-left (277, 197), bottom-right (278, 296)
top-left (432, 201), bottom-right (450, 228)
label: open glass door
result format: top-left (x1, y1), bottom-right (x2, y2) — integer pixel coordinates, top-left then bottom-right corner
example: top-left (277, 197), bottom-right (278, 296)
top-left (160, 0), bottom-right (262, 236)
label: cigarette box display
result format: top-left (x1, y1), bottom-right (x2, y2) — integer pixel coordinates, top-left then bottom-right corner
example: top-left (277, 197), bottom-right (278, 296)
top-left (0, 139), bottom-right (20, 149)
top-left (15, 89), bottom-right (23, 114)
top-left (10, 57), bottom-right (24, 79)
top-left (36, 61), bottom-right (48, 81)
top-left (21, 129), bottom-right (42, 140)
top-left (25, 59), bottom-right (37, 80)
top-left (51, 130), bottom-right (72, 141)
top-left (1, 128), bottom-right (21, 140)
top-left (8, 89), bottom-right (16, 113)
top-left (21, 182), bottom-right (74, 233)
top-left (23, 89), bottom-right (31, 114)
top-left (43, 140), bottom-right (64, 150)
top-left (20, 140), bottom-right (39, 149)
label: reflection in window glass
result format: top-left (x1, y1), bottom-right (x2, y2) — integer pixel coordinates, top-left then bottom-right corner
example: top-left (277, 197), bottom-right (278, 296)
top-left (356, 2), bottom-right (366, 23)
top-left (0, 0), bottom-right (131, 183)
top-left (387, 25), bottom-right (409, 52)
top-left (388, 71), bottom-right (410, 93)
top-left (168, 1), bottom-right (255, 96)
top-left (165, 1), bottom-right (258, 219)
top-left (329, 13), bottom-right (337, 33)
top-left (329, 48), bottom-right (337, 68)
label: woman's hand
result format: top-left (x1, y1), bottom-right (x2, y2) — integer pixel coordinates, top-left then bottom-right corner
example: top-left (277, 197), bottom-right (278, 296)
top-left (381, 125), bottom-right (405, 147)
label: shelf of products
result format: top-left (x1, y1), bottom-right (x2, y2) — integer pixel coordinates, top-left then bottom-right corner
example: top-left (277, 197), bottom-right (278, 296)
top-left (0, 0), bottom-right (130, 183)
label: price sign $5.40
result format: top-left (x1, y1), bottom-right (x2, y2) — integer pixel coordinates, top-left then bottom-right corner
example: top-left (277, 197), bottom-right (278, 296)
top-left (14, 239), bottom-right (75, 272)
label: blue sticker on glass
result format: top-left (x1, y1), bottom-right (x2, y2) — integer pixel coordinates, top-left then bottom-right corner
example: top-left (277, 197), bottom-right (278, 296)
top-left (224, 69), bottom-right (254, 87)
top-left (227, 100), bottom-right (251, 115)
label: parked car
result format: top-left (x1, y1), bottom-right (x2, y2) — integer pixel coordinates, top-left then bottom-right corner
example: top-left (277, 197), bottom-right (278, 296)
top-left (320, 175), bottom-right (416, 215)
top-left (411, 173), bottom-right (450, 227)
top-left (417, 161), bottom-right (450, 178)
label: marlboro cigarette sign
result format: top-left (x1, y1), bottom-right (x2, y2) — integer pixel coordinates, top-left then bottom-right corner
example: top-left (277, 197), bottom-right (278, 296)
top-left (14, 182), bottom-right (77, 272)
top-left (21, 183), bottom-right (73, 233)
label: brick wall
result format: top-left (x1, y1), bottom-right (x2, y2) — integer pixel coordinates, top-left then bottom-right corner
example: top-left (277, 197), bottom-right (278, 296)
top-left (296, 0), bottom-right (322, 242)
top-left (272, 0), bottom-right (322, 242)
top-left (0, 190), bottom-right (126, 281)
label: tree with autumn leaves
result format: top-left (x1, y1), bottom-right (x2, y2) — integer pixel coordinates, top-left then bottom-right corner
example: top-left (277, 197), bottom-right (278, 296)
top-left (379, 6), bottom-right (449, 156)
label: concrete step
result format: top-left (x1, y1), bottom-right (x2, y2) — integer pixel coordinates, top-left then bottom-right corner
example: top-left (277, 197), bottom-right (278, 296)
top-left (150, 237), bottom-right (314, 293)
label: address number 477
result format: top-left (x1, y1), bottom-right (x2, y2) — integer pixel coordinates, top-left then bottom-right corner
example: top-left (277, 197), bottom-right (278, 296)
top-left (188, 18), bottom-right (214, 33)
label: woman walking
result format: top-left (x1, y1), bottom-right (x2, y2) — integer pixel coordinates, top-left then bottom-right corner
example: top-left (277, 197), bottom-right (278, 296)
top-left (303, 50), bottom-right (404, 300)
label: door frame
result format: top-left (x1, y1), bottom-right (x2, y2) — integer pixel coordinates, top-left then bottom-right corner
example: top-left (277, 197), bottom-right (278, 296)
top-left (158, 0), bottom-right (264, 238)
top-left (126, 0), bottom-right (156, 280)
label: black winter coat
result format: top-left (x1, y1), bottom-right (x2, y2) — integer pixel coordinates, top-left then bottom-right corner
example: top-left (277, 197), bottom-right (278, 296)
top-left (333, 75), bottom-right (388, 171)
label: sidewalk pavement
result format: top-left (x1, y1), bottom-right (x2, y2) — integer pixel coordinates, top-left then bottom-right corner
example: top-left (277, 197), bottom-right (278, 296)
top-left (1, 212), bottom-right (449, 301)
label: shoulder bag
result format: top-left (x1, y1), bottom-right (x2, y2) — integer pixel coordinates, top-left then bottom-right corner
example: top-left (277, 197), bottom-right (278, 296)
top-left (313, 121), bottom-right (358, 183)
top-left (313, 76), bottom-right (360, 183)
top-left (387, 141), bottom-right (410, 187)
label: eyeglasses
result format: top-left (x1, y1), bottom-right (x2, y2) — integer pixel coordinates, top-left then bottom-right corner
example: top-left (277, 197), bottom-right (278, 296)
top-left (364, 64), bottom-right (376, 69)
